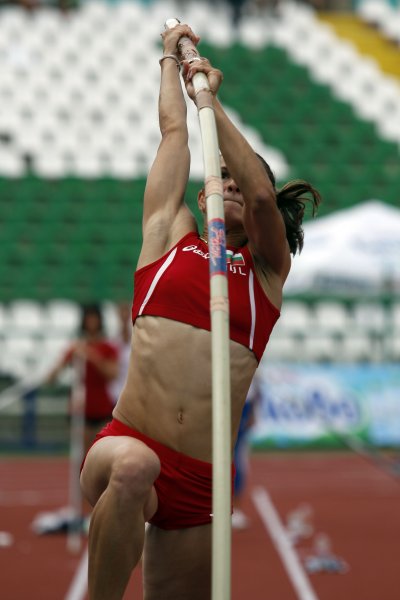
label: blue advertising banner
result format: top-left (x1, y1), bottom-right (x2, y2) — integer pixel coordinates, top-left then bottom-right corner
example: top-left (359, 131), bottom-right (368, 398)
top-left (251, 364), bottom-right (400, 449)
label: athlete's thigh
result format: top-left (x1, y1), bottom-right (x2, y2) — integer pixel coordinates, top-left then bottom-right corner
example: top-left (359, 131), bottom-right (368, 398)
top-left (80, 436), bottom-right (159, 510)
top-left (143, 523), bottom-right (212, 600)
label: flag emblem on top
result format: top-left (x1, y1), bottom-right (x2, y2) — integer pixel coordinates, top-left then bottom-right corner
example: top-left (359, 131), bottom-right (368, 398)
top-left (226, 250), bottom-right (245, 266)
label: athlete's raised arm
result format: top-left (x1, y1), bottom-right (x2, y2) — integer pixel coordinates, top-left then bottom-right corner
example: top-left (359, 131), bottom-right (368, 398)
top-left (137, 24), bottom-right (199, 269)
top-left (183, 58), bottom-right (290, 281)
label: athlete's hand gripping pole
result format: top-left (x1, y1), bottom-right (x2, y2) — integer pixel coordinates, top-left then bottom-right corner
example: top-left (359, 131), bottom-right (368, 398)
top-left (164, 19), bottom-right (232, 600)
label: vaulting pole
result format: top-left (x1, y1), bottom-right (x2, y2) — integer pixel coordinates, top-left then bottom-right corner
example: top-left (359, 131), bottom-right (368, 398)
top-left (164, 19), bottom-right (232, 600)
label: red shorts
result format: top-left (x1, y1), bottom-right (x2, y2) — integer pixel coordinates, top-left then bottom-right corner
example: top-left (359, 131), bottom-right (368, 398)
top-left (84, 418), bottom-right (234, 530)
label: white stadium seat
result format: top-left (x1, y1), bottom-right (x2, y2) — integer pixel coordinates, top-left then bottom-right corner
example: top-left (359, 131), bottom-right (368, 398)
top-left (7, 301), bottom-right (45, 336)
top-left (102, 301), bottom-right (120, 338)
top-left (391, 303), bottom-right (400, 332)
top-left (357, 0), bottom-right (393, 26)
top-left (43, 300), bottom-right (80, 336)
top-left (352, 302), bottom-right (388, 335)
top-left (279, 301), bottom-right (313, 336)
top-left (1, 336), bottom-right (39, 379)
top-left (387, 335), bottom-right (400, 361)
top-left (0, 304), bottom-right (9, 331)
top-left (263, 335), bottom-right (301, 362)
top-left (301, 334), bottom-right (339, 363)
top-left (34, 152), bottom-right (69, 178)
top-left (312, 302), bottom-right (350, 337)
top-left (0, 151), bottom-right (24, 178)
top-left (339, 334), bottom-right (374, 363)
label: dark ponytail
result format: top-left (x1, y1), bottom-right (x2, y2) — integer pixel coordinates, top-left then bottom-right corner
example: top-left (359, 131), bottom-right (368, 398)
top-left (255, 153), bottom-right (321, 256)
top-left (277, 180), bottom-right (321, 255)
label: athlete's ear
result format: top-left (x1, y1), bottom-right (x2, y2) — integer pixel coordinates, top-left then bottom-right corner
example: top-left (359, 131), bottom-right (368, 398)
top-left (197, 187), bottom-right (206, 213)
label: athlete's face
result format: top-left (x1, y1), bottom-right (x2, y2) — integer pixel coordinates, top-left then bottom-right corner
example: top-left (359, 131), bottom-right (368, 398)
top-left (82, 312), bottom-right (102, 335)
top-left (197, 158), bottom-right (244, 229)
top-left (220, 158), bottom-right (244, 225)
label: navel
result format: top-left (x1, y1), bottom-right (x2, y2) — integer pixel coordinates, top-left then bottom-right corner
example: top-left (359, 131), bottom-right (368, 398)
top-left (177, 410), bottom-right (184, 424)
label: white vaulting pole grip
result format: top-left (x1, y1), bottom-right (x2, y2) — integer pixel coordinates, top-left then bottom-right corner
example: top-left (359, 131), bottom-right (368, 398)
top-left (165, 18), bottom-right (232, 600)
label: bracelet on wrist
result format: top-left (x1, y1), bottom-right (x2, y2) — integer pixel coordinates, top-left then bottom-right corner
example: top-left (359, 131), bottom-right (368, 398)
top-left (159, 54), bottom-right (180, 68)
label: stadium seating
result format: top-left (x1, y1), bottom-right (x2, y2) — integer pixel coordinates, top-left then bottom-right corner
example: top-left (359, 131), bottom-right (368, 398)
top-left (0, 297), bottom-right (396, 380)
top-left (0, 0), bottom-right (399, 367)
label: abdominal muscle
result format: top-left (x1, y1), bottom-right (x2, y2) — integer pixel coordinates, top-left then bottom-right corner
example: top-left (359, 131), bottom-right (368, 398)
top-left (113, 316), bottom-right (258, 463)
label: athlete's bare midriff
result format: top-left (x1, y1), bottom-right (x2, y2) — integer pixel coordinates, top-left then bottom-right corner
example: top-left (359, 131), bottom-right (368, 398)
top-left (113, 315), bottom-right (258, 462)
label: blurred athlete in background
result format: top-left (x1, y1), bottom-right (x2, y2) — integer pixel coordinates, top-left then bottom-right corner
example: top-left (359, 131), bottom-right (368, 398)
top-left (46, 302), bottom-right (119, 454)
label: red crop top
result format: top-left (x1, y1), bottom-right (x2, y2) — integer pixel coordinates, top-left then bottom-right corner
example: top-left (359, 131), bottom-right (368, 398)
top-left (131, 232), bottom-right (280, 362)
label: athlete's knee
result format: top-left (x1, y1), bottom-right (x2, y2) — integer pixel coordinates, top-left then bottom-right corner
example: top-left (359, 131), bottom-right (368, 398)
top-left (110, 445), bottom-right (161, 503)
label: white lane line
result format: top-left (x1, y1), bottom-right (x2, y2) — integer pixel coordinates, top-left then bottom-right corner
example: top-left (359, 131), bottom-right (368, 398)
top-left (252, 487), bottom-right (319, 600)
top-left (64, 546), bottom-right (88, 600)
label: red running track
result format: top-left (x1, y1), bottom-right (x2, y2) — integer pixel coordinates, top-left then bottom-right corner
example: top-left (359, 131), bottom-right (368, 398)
top-left (1, 452), bottom-right (399, 600)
